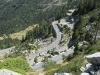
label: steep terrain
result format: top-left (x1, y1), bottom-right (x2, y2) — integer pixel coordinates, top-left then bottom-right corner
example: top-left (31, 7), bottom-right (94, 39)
top-left (0, 0), bottom-right (81, 49)
top-left (44, 0), bottom-right (100, 75)
top-left (0, 0), bottom-right (63, 36)
top-left (0, 0), bottom-right (80, 36)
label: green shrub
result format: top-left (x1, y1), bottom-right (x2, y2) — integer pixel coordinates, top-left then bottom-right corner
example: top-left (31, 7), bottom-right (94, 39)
top-left (43, 60), bottom-right (59, 71)
top-left (0, 57), bottom-right (33, 74)
top-left (56, 55), bottom-right (85, 75)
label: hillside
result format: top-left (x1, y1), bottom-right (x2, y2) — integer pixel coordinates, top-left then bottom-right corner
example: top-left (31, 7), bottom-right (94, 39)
top-left (0, 0), bottom-right (81, 49)
top-left (0, 0), bottom-right (64, 36)
top-left (0, 0), bottom-right (80, 36)
top-left (1, 0), bottom-right (98, 75)
top-left (44, 0), bottom-right (100, 75)
top-left (0, 24), bottom-right (37, 40)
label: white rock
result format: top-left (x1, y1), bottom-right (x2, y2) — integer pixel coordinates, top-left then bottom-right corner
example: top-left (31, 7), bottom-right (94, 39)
top-left (85, 52), bottom-right (100, 65)
top-left (85, 63), bottom-right (92, 69)
top-left (80, 67), bottom-right (85, 72)
top-left (0, 69), bottom-right (22, 75)
top-left (63, 73), bottom-right (72, 75)
top-left (39, 73), bottom-right (44, 75)
top-left (54, 73), bottom-right (72, 75)
top-left (80, 73), bottom-right (90, 75)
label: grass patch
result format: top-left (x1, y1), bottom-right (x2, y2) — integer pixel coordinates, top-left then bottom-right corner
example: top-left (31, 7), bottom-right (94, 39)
top-left (10, 25), bottom-right (37, 40)
top-left (0, 24), bottom-right (37, 40)
top-left (44, 62), bottom-right (69, 75)
top-left (44, 54), bottom-right (86, 75)
top-left (0, 37), bottom-right (3, 40)
top-left (55, 54), bottom-right (85, 75)
top-left (0, 57), bottom-right (33, 74)
top-left (25, 71), bottom-right (44, 75)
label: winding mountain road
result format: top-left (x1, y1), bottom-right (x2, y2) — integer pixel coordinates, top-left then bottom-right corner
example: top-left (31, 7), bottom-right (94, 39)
top-left (26, 20), bottom-right (74, 70)
top-left (26, 21), bottom-right (62, 68)
top-left (0, 19), bottom-right (74, 71)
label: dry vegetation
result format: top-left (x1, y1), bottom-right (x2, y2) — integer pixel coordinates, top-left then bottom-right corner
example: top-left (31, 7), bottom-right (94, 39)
top-left (0, 37), bottom-right (3, 40)
top-left (0, 24), bottom-right (37, 40)
top-left (25, 70), bottom-right (44, 75)
top-left (25, 62), bottom-right (68, 75)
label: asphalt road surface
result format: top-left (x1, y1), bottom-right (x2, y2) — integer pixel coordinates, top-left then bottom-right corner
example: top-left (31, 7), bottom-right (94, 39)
top-left (26, 20), bottom-right (74, 70)
top-left (26, 21), bottom-right (63, 70)
top-left (0, 47), bottom-right (15, 56)
top-left (0, 20), bottom-right (74, 71)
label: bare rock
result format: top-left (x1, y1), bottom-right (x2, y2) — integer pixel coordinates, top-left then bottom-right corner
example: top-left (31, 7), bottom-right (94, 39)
top-left (80, 73), bottom-right (90, 75)
top-left (85, 52), bottom-right (100, 66)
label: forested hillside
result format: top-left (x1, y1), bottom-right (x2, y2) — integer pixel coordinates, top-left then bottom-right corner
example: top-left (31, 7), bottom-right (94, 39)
top-left (72, 0), bottom-right (100, 44)
top-left (0, 0), bottom-right (81, 49)
top-left (45, 0), bottom-right (100, 75)
top-left (0, 0), bottom-right (80, 36)
top-left (73, 0), bottom-right (100, 15)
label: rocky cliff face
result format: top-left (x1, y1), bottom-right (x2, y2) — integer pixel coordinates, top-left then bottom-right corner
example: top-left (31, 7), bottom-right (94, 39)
top-left (80, 52), bottom-right (100, 75)
top-left (85, 52), bottom-right (100, 66)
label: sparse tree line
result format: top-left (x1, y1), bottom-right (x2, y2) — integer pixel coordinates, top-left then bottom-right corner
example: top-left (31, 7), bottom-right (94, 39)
top-left (0, 37), bottom-right (20, 49)
top-left (73, 0), bottom-right (100, 15)
top-left (0, 0), bottom-right (68, 36)
top-left (0, 0), bottom-right (81, 49)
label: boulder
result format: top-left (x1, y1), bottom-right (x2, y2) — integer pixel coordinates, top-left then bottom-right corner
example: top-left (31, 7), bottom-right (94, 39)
top-left (85, 52), bottom-right (100, 66)
top-left (80, 73), bottom-right (90, 75)
top-left (0, 69), bottom-right (22, 75)
top-left (54, 73), bottom-right (72, 75)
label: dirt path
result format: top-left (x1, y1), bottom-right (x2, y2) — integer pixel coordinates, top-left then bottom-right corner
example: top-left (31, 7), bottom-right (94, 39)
top-left (25, 62), bottom-right (68, 75)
